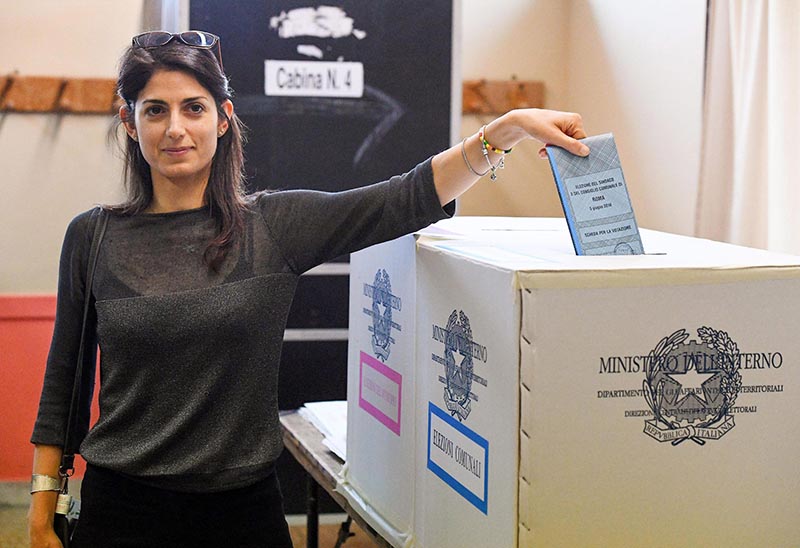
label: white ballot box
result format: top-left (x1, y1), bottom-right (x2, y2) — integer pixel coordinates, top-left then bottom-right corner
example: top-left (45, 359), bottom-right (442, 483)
top-left (349, 218), bottom-right (800, 547)
top-left (343, 233), bottom-right (419, 545)
top-left (343, 220), bottom-right (493, 545)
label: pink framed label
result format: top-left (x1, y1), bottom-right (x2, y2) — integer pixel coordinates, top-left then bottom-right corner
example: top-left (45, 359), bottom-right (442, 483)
top-left (358, 351), bottom-right (402, 436)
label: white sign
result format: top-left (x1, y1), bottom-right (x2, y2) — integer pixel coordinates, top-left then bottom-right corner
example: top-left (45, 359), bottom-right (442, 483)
top-left (265, 60), bottom-right (364, 98)
top-left (427, 403), bottom-right (489, 513)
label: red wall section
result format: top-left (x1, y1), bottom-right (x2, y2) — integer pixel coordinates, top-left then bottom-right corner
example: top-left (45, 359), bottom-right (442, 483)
top-left (0, 295), bottom-right (98, 481)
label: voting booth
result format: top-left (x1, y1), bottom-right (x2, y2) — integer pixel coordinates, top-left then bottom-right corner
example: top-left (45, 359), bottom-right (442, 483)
top-left (190, 0), bottom-right (455, 514)
top-left (345, 217), bottom-right (800, 547)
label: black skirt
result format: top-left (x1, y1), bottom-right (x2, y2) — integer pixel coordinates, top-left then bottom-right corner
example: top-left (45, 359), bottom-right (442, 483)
top-left (71, 464), bottom-right (293, 548)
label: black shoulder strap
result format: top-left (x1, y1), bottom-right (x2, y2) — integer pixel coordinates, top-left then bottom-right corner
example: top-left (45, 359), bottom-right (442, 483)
top-left (59, 207), bottom-right (109, 478)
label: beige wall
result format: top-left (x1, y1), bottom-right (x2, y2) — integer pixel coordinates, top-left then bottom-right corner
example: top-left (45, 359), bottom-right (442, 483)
top-left (563, 0), bottom-right (706, 236)
top-left (0, 0), bottom-right (706, 292)
top-left (0, 1), bottom-right (143, 292)
top-left (457, 0), bottom-right (571, 218)
top-left (459, 0), bottom-right (706, 235)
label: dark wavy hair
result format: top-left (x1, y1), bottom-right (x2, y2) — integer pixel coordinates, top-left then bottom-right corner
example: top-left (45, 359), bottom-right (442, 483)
top-left (111, 40), bottom-right (247, 271)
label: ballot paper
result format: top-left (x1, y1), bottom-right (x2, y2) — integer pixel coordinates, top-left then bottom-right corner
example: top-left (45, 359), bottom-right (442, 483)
top-left (546, 133), bottom-right (644, 255)
top-left (299, 400), bottom-right (347, 460)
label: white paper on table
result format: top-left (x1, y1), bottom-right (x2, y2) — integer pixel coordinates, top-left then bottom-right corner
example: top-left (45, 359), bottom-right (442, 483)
top-left (299, 400), bottom-right (347, 461)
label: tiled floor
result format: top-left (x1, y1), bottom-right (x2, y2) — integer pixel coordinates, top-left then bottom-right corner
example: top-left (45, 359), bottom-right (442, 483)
top-left (0, 505), bottom-right (377, 548)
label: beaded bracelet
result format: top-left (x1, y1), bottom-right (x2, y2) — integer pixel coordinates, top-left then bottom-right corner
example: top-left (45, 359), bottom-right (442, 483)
top-left (461, 137), bottom-right (490, 177)
top-left (480, 126), bottom-right (513, 155)
top-left (478, 126), bottom-right (505, 181)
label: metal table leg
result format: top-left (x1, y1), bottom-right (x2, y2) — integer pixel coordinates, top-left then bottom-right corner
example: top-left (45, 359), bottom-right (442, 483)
top-left (334, 516), bottom-right (355, 548)
top-left (307, 474), bottom-right (319, 548)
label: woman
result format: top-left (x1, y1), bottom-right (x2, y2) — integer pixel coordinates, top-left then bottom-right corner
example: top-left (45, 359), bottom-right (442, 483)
top-left (28, 30), bottom-right (588, 547)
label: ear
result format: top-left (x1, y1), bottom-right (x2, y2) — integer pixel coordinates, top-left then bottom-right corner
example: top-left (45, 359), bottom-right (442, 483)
top-left (119, 105), bottom-right (138, 141)
top-left (218, 99), bottom-right (234, 137)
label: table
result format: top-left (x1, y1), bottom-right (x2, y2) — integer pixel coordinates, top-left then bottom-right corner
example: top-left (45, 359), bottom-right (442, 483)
top-left (279, 410), bottom-right (392, 548)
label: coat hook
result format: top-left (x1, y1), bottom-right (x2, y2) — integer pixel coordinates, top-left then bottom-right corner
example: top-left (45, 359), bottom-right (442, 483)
top-left (0, 74), bottom-right (16, 109)
top-left (54, 78), bottom-right (69, 112)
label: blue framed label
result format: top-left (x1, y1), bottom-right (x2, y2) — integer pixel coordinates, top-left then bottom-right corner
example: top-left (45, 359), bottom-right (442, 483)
top-left (426, 402), bottom-right (490, 514)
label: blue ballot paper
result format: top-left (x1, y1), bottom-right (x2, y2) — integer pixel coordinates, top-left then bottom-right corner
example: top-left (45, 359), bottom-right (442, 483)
top-left (546, 133), bottom-right (644, 255)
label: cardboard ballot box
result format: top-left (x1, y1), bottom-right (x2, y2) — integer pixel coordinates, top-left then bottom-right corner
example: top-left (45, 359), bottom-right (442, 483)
top-left (343, 218), bottom-right (516, 545)
top-left (343, 233), bottom-right (419, 545)
top-left (346, 218), bottom-right (800, 547)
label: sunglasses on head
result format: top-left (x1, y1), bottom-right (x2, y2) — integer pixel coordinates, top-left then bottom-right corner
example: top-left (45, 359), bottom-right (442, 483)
top-left (132, 30), bottom-right (224, 71)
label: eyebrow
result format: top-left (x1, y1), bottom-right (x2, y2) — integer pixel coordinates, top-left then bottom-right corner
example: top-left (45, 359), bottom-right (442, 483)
top-left (141, 96), bottom-right (211, 105)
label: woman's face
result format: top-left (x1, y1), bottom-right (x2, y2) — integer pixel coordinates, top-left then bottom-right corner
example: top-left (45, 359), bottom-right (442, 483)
top-left (122, 69), bottom-right (233, 190)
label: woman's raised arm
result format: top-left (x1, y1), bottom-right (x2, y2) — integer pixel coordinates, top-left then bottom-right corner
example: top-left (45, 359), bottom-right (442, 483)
top-left (431, 108), bottom-right (590, 206)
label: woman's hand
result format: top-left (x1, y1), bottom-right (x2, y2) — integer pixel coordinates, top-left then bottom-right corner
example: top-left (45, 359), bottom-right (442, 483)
top-left (29, 445), bottom-right (65, 548)
top-left (431, 108), bottom-right (590, 205)
top-left (28, 526), bottom-right (63, 548)
top-left (483, 108), bottom-right (589, 158)
top-left (28, 493), bottom-right (63, 548)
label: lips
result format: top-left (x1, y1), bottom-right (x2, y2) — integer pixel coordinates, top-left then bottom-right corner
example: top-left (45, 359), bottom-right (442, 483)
top-left (163, 146), bottom-right (193, 156)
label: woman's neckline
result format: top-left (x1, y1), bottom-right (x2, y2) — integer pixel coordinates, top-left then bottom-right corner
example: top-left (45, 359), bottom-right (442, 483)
top-left (139, 205), bottom-right (209, 217)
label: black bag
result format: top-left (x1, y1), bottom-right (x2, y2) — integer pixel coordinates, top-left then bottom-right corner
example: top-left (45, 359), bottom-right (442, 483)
top-left (53, 497), bottom-right (80, 548)
top-left (54, 207), bottom-right (108, 548)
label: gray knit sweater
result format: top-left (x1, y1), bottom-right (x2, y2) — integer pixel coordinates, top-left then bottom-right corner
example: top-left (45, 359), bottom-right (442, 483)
top-left (32, 158), bottom-right (452, 492)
